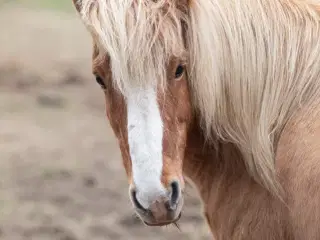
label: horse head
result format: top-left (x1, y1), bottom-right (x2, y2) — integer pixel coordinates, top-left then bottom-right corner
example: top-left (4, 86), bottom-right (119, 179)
top-left (72, 0), bottom-right (192, 226)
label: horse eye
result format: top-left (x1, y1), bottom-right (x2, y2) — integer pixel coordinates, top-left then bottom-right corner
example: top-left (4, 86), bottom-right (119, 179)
top-left (175, 65), bottom-right (184, 79)
top-left (95, 76), bottom-right (106, 89)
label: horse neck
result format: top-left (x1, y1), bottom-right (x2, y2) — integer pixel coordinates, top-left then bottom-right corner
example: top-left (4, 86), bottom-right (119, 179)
top-left (183, 121), bottom-right (248, 202)
top-left (183, 121), bottom-right (293, 239)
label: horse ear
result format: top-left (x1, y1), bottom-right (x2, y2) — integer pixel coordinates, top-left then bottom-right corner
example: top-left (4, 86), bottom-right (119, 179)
top-left (72, 0), bottom-right (82, 12)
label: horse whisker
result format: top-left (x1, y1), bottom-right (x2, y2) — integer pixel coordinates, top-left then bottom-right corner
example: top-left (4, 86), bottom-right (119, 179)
top-left (173, 222), bottom-right (181, 232)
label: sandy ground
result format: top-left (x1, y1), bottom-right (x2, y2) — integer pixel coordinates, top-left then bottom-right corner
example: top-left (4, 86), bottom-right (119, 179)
top-left (0, 4), bottom-right (211, 240)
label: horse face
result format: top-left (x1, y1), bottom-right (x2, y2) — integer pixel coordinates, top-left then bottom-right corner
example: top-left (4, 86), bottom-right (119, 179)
top-left (72, 0), bottom-right (191, 227)
top-left (92, 47), bottom-right (192, 226)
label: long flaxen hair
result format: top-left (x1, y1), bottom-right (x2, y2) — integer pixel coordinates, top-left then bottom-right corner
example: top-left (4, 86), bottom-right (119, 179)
top-left (76, 0), bottom-right (320, 197)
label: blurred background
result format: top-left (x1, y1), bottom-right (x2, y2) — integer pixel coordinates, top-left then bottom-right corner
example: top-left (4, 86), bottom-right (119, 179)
top-left (0, 1), bottom-right (211, 239)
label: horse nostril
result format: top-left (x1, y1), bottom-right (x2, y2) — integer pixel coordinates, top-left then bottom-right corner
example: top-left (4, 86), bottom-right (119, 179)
top-left (131, 189), bottom-right (146, 211)
top-left (170, 181), bottom-right (180, 207)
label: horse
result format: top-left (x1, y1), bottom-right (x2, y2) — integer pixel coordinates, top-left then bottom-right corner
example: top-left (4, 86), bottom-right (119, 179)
top-left (71, 0), bottom-right (320, 239)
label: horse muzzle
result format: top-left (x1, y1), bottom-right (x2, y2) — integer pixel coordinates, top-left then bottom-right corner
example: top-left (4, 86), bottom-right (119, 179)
top-left (130, 181), bottom-right (184, 226)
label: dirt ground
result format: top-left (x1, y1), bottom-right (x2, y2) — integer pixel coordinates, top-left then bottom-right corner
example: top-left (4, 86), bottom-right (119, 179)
top-left (0, 4), bottom-right (211, 240)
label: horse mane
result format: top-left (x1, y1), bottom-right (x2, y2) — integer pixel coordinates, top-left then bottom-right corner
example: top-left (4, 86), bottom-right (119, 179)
top-left (187, 0), bottom-right (320, 195)
top-left (77, 0), bottom-right (187, 94)
top-left (77, 0), bottom-right (320, 197)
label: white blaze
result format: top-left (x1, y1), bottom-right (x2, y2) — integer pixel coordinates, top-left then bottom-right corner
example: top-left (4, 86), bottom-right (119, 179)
top-left (126, 87), bottom-right (166, 209)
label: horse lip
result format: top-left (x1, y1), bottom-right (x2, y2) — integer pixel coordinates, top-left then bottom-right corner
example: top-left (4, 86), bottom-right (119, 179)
top-left (143, 212), bottom-right (182, 227)
top-left (143, 221), bottom-right (172, 227)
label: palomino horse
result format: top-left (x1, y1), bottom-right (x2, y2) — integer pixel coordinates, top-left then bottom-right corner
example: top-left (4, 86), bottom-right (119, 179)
top-left (72, 0), bottom-right (320, 239)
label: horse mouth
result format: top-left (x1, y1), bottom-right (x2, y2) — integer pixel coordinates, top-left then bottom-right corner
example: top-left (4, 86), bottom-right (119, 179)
top-left (143, 212), bottom-right (182, 227)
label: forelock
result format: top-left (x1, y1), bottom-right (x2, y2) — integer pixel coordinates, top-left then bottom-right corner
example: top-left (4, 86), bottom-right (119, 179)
top-left (79, 0), bottom-right (188, 94)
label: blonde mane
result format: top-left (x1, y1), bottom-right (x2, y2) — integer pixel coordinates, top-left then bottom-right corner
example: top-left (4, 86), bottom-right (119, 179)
top-left (187, 0), bottom-right (320, 195)
top-left (77, 0), bottom-right (320, 196)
